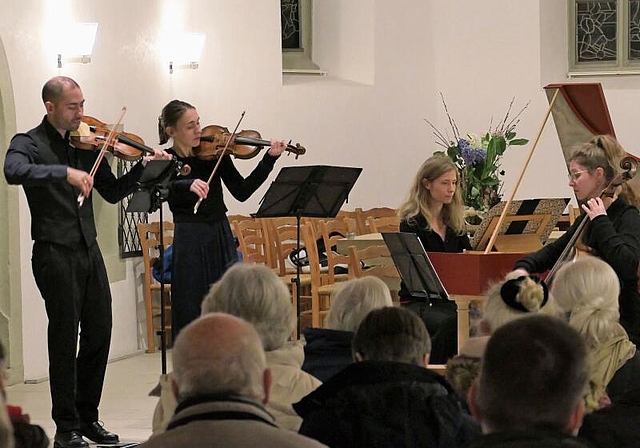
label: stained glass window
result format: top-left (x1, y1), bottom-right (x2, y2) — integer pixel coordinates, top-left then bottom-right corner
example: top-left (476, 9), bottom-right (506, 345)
top-left (576, 1), bottom-right (617, 62)
top-left (570, 0), bottom-right (640, 73)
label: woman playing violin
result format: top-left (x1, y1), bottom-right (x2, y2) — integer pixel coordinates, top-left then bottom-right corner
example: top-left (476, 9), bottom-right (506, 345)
top-left (513, 135), bottom-right (640, 344)
top-left (158, 99), bottom-right (286, 338)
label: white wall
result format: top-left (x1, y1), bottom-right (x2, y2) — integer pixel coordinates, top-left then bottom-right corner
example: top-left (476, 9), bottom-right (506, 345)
top-left (2, 0), bottom-right (640, 380)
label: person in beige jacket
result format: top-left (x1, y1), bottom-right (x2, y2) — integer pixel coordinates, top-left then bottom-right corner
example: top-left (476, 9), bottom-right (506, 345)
top-left (140, 313), bottom-right (326, 448)
top-left (151, 263), bottom-right (321, 433)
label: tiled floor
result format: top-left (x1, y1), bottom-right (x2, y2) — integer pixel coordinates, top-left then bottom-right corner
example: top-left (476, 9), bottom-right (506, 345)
top-left (6, 351), bottom-right (171, 446)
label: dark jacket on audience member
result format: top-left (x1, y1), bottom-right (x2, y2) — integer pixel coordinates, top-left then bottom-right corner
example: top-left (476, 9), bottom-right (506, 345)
top-left (460, 429), bottom-right (594, 448)
top-left (293, 360), bottom-right (478, 448)
top-left (578, 386), bottom-right (640, 448)
top-left (301, 328), bottom-right (353, 382)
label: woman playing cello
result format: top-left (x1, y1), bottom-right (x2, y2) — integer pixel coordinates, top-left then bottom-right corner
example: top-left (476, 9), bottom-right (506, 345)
top-left (513, 135), bottom-right (640, 345)
top-left (158, 100), bottom-right (286, 339)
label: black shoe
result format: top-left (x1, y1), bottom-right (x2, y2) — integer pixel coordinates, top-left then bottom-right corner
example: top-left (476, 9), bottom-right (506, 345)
top-left (54, 430), bottom-right (89, 448)
top-left (79, 421), bottom-right (120, 444)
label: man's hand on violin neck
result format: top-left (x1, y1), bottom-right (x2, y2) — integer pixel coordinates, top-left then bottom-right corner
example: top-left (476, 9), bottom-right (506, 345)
top-left (67, 167), bottom-right (93, 197)
top-left (142, 149), bottom-right (173, 166)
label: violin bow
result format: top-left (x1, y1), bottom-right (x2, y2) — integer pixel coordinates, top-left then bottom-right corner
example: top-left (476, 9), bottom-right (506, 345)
top-left (77, 107), bottom-right (127, 207)
top-left (193, 110), bottom-right (246, 214)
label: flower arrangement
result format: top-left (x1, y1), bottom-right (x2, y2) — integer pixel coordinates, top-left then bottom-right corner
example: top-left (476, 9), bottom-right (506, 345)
top-left (426, 95), bottom-right (530, 213)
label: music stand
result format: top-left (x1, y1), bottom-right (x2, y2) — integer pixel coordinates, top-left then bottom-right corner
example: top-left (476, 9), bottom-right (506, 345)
top-left (255, 165), bottom-right (362, 336)
top-left (127, 159), bottom-right (175, 374)
top-left (381, 232), bottom-right (449, 302)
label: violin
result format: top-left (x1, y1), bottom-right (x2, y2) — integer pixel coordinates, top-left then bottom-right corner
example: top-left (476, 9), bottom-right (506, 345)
top-left (193, 124), bottom-right (306, 160)
top-left (70, 116), bottom-right (150, 162)
top-left (545, 156), bottom-right (638, 285)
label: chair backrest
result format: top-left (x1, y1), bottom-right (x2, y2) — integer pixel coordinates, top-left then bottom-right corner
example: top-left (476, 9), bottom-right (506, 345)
top-left (348, 243), bottom-right (401, 302)
top-left (232, 218), bottom-right (272, 266)
top-left (356, 207), bottom-right (398, 234)
top-left (265, 216), bottom-right (301, 276)
top-left (318, 217), bottom-right (351, 283)
top-left (336, 209), bottom-right (359, 234)
top-left (137, 221), bottom-right (175, 279)
top-left (366, 215), bottom-right (400, 233)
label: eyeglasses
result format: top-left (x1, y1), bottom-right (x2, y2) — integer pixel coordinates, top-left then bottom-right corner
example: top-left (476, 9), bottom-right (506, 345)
top-left (567, 169), bottom-right (589, 181)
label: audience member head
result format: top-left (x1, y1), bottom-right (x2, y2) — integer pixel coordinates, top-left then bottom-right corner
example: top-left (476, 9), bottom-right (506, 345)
top-left (552, 257), bottom-right (622, 349)
top-left (470, 315), bottom-right (588, 434)
top-left (481, 273), bottom-right (560, 334)
top-left (352, 307), bottom-right (431, 366)
top-left (398, 154), bottom-right (466, 233)
top-left (325, 277), bottom-right (393, 332)
top-left (445, 337), bottom-right (488, 407)
top-left (172, 313), bottom-right (270, 404)
top-left (201, 263), bottom-right (295, 351)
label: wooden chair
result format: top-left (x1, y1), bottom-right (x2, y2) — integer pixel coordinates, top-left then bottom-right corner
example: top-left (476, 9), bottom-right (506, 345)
top-left (232, 217), bottom-right (273, 266)
top-left (317, 218), bottom-right (352, 285)
top-left (365, 215), bottom-right (400, 233)
top-left (356, 207), bottom-right (398, 234)
top-left (265, 216), bottom-right (300, 276)
top-left (348, 244), bottom-right (401, 303)
top-left (294, 222), bottom-right (343, 328)
top-left (137, 221), bottom-right (174, 353)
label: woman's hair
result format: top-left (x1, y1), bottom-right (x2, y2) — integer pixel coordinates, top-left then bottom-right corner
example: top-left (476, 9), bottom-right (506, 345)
top-left (551, 257), bottom-right (622, 349)
top-left (201, 263), bottom-right (295, 351)
top-left (568, 134), bottom-right (640, 206)
top-left (397, 155), bottom-right (466, 233)
top-left (158, 99), bottom-right (195, 145)
top-left (482, 273), bottom-right (561, 333)
top-left (325, 277), bottom-right (393, 331)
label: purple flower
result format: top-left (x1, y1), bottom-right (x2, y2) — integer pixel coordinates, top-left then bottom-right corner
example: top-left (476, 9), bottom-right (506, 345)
top-left (458, 138), bottom-right (486, 165)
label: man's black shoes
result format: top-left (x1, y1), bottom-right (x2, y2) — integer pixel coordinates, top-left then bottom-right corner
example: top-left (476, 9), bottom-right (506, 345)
top-left (79, 421), bottom-right (120, 444)
top-left (53, 430), bottom-right (89, 448)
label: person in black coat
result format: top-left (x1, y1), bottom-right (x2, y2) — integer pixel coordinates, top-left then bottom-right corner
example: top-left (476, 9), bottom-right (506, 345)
top-left (295, 307), bottom-right (479, 448)
top-left (465, 315), bottom-right (593, 448)
top-left (158, 100), bottom-right (286, 339)
top-left (302, 276), bottom-right (393, 382)
top-left (513, 135), bottom-right (640, 345)
top-left (397, 155), bottom-right (472, 363)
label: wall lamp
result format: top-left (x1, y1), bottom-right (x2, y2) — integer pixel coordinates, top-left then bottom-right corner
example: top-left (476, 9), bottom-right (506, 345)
top-left (57, 23), bottom-right (98, 68)
top-left (168, 33), bottom-right (206, 74)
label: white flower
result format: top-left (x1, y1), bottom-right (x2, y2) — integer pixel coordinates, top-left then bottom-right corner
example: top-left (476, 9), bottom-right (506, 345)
top-left (466, 133), bottom-right (482, 149)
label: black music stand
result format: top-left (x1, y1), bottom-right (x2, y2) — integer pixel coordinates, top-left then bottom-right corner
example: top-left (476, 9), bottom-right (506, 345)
top-left (255, 165), bottom-right (362, 336)
top-left (127, 159), bottom-right (175, 374)
top-left (381, 232), bottom-right (449, 302)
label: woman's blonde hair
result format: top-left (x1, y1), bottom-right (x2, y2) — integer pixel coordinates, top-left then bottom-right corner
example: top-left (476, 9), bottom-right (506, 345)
top-left (482, 273), bottom-right (561, 333)
top-left (568, 134), bottom-right (640, 207)
top-left (551, 257), bottom-right (623, 349)
top-left (397, 155), bottom-right (466, 233)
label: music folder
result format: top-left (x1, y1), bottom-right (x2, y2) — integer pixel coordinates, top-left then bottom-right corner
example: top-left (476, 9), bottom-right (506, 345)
top-left (381, 232), bottom-right (449, 302)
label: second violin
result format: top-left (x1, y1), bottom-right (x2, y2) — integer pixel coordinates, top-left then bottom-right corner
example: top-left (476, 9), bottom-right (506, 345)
top-left (193, 124), bottom-right (306, 160)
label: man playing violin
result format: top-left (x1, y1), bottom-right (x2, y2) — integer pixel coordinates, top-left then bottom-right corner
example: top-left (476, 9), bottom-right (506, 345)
top-left (3, 76), bottom-right (170, 448)
top-left (512, 135), bottom-right (640, 346)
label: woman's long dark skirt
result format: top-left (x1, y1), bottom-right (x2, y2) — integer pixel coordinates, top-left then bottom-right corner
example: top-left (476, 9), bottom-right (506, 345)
top-left (171, 219), bottom-right (239, 340)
